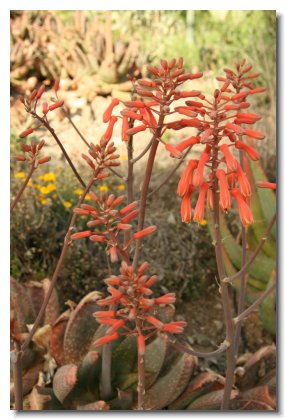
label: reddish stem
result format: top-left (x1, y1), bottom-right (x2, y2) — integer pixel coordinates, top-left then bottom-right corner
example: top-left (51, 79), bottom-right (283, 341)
top-left (10, 165), bottom-right (35, 214)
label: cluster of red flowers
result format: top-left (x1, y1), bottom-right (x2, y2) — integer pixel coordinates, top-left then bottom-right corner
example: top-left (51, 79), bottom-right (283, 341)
top-left (19, 80), bottom-right (64, 139)
top-left (99, 57), bottom-right (203, 156)
top-left (71, 193), bottom-right (157, 263)
top-left (93, 261), bottom-right (186, 354)
top-left (13, 139), bottom-right (51, 167)
top-left (176, 59), bottom-right (267, 227)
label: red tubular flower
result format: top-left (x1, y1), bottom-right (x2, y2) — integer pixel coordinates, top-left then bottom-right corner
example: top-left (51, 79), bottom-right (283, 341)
top-left (243, 129), bottom-right (265, 140)
top-left (256, 181), bottom-right (276, 190)
top-left (42, 102), bottom-right (48, 114)
top-left (200, 128), bottom-right (213, 144)
top-left (49, 100), bottom-right (64, 111)
top-left (235, 141), bottom-right (260, 161)
top-left (178, 161), bottom-right (198, 197)
top-left (90, 235), bottom-right (106, 242)
top-left (102, 116), bottom-right (118, 142)
top-left (225, 123), bottom-right (244, 136)
top-left (38, 156), bottom-right (51, 165)
top-left (121, 109), bottom-right (143, 121)
top-left (165, 143), bottom-right (183, 159)
top-left (94, 332), bottom-right (119, 347)
top-left (193, 182), bottom-right (209, 223)
top-left (71, 231), bottom-right (91, 240)
top-left (220, 144), bottom-right (238, 172)
top-left (155, 293), bottom-right (176, 305)
top-left (19, 127), bottom-right (34, 138)
top-left (126, 124), bottom-right (147, 136)
top-left (236, 163), bottom-right (251, 198)
top-left (121, 116), bottom-right (130, 141)
top-left (103, 98), bottom-right (120, 123)
top-left (120, 201), bottom-right (138, 215)
top-left (107, 319), bottom-right (125, 334)
top-left (121, 210), bottom-right (139, 223)
top-left (176, 136), bottom-right (200, 152)
top-left (53, 79), bottom-right (60, 94)
top-left (193, 149), bottom-right (209, 187)
top-left (109, 246), bottom-right (118, 263)
top-left (235, 112), bottom-right (261, 124)
top-left (95, 311), bottom-right (117, 318)
top-left (36, 84), bottom-right (45, 99)
top-left (146, 315), bottom-right (164, 329)
top-left (231, 188), bottom-right (253, 226)
top-left (216, 169), bottom-right (231, 212)
top-left (180, 185), bottom-right (195, 223)
top-left (137, 335), bottom-right (146, 356)
top-left (133, 226), bottom-right (157, 240)
top-left (250, 87), bottom-right (266, 94)
top-left (162, 321), bottom-right (187, 333)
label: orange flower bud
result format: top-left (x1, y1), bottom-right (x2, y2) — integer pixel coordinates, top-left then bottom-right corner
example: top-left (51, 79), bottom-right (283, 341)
top-left (216, 169), bottom-right (231, 212)
top-left (120, 109), bottom-right (143, 121)
top-left (71, 231), bottom-right (91, 240)
top-left (244, 129), bottom-right (265, 140)
top-left (155, 293), bottom-right (176, 305)
top-left (19, 128), bottom-right (34, 138)
top-left (235, 141), bottom-right (259, 161)
top-left (126, 124), bottom-right (147, 136)
top-left (42, 102), bottom-right (49, 114)
top-left (193, 149), bottom-right (209, 187)
top-left (146, 315), bottom-right (163, 329)
top-left (90, 235), bottom-right (106, 242)
top-left (165, 143), bottom-right (183, 159)
top-left (220, 144), bottom-right (238, 172)
top-left (120, 201), bottom-right (137, 215)
top-left (176, 136), bottom-right (200, 152)
top-left (162, 321), bottom-right (186, 333)
top-left (38, 156), bottom-right (51, 164)
top-left (94, 332), bottom-right (119, 347)
top-left (231, 188), bottom-right (253, 226)
top-left (193, 182), bottom-right (208, 223)
top-left (133, 225), bottom-right (157, 240)
top-left (36, 84), bottom-right (46, 99)
top-left (49, 100), bottom-right (64, 111)
top-left (53, 79), bottom-right (60, 93)
top-left (103, 98), bottom-right (120, 123)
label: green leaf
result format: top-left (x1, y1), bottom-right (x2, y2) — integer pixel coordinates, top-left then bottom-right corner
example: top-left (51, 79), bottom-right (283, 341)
top-left (144, 353), bottom-right (196, 409)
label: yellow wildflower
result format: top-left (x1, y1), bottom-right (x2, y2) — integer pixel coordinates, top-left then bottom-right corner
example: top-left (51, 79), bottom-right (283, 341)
top-left (200, 219), bottom-right (208, 226)
top-left (39, 184), bottom-right (56, 195)
top-left (120, 154), bottom-right (127, 161)
top-left (85, 194), bottom-right (91, 200)
top-left (38, 175), bottom-right (45, 180)
top-left (99, 185), bottom-right (109, 192)
top-left (42, 172), bottom-right (56, 182)
top-left (27, 180), bottom-right (33, 187)
top-left (15, 172), bottom-right (25, 179)
top-left (34, 184), bottom-right (41, 190)
top-left (117, 184), bottom-right (125, 191)
top-left (75, 188), bottom-right (84, 195)
top-left (38, 195), bottom-right (48, 205)
top-left (52, 193), bottom-right (58, 199)
top-left (63, 201), bottom-right (72, 208)
top-left (46, 183), bottom-right (56, 192)
top-left (40, 186), bottom-right (50, 195)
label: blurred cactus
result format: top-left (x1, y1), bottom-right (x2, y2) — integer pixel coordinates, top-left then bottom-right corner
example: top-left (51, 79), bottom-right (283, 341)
top-left (10, 11), bottom-right (148, 94)
top-left (208, 158), bottom-right (276, 334)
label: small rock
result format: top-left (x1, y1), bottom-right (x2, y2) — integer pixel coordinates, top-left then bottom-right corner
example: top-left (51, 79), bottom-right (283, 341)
top-left (214, 303), bottom-right (222, 310)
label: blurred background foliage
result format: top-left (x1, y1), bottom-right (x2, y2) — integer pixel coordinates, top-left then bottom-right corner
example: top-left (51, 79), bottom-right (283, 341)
top-left (10, 10), bottom-right (276, 329)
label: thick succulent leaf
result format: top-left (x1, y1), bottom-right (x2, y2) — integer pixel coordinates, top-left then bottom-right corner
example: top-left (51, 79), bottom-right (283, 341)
top-left (63, 291), bottom-right (102, 364)
top-left (208, 211), bottom-right (275, 285)
top-left (112, 335), bottom-right (137, 382)
top-left (186, 389), bottom-right (238, 410)
top-left (49, 310), bottom-right (71, 366)
top-left (242, 160), bottom-right (276, 258)
top-left (53, 364), bottom-right (78, 404)
top-left (10, 277), bottom-right (35, 333)
top-left (259, 368), bottom-right (276, 396)
top-left (249, 159), bottom-right (276, 242)
top-left (169, 371), bottom-right (225, 410)
top-left (144, 335), bottom-right (168, 388)
top-left (242, 386), bottom-right (275, 409)
top-left (236, 345), bottom-right (276, 390)
top-left (144, 353), bottom-right (196, 410)
top-left (77, 401), bottom-right (110, 410)
top-left (260, 271), bottom-right (276, 334)
top-left (26, 281), bottom-right (45, 322)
